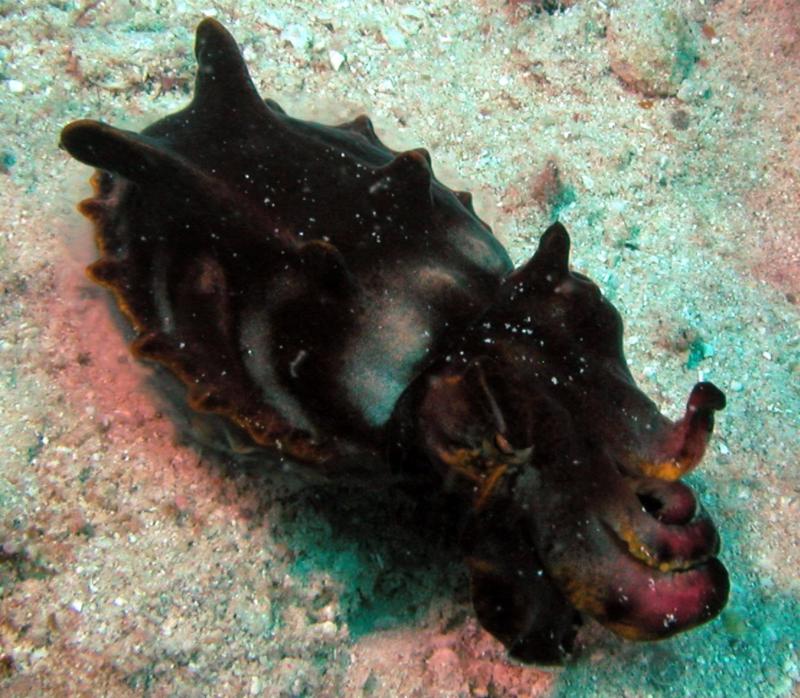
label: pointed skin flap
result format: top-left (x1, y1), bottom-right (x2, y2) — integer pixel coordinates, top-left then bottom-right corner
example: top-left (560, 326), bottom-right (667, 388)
top-left (530, 221), bottom-right (570, 279)
top-left (192, 18), bottom-right (266, 115)
top-left (60, 120), bottom-right (180, 181)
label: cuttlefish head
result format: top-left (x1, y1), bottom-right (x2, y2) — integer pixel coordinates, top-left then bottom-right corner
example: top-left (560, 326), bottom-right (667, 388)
top-left (415, 223), bottom-right (729, 662)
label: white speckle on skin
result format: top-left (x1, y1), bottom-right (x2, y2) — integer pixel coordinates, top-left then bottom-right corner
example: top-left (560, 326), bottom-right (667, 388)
top-left (289, 349), bottom-right (308, 378)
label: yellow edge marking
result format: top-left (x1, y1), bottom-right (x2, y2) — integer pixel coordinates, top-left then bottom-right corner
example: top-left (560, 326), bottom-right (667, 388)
top-left (474, 464), bottom-right (508, 511)
top-left (637, 459), bottom-right (689, 481)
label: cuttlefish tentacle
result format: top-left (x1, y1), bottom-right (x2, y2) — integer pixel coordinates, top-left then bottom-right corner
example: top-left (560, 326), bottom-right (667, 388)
top-left (634, 382), bottom-right (726, 481)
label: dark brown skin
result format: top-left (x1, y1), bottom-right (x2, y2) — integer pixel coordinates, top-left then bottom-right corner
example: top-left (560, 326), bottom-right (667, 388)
top-left (59, 18), bottom-right (728, 664)
top-left (408, 226), bottom-right (728, 660)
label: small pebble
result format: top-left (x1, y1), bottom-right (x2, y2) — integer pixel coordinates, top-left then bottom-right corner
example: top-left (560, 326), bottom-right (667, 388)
top-left (1, 540), bottom-right (20, 555)
top-left (260, 9), bottom-right (286, 31)
top-left (328, 49), bottom-right (345, 71)
top-left (311, 620), bottom-right (337, 639)
top-left (6, 79), bottom-right (24, 93)
top-left (381, 25), bottom-right (407, 50)
top-left (670, 109), bottom-right (690, 130)
top-left (281, 24), bottom-right (312, 51)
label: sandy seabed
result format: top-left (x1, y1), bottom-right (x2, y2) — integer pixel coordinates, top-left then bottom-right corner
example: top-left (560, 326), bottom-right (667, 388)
top-left (0, 1), bottom-right (798, 696)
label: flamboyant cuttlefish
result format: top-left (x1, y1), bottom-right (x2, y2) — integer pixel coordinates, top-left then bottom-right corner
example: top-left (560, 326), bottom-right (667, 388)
top-left (60, 18), bottom-right (729, 664)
